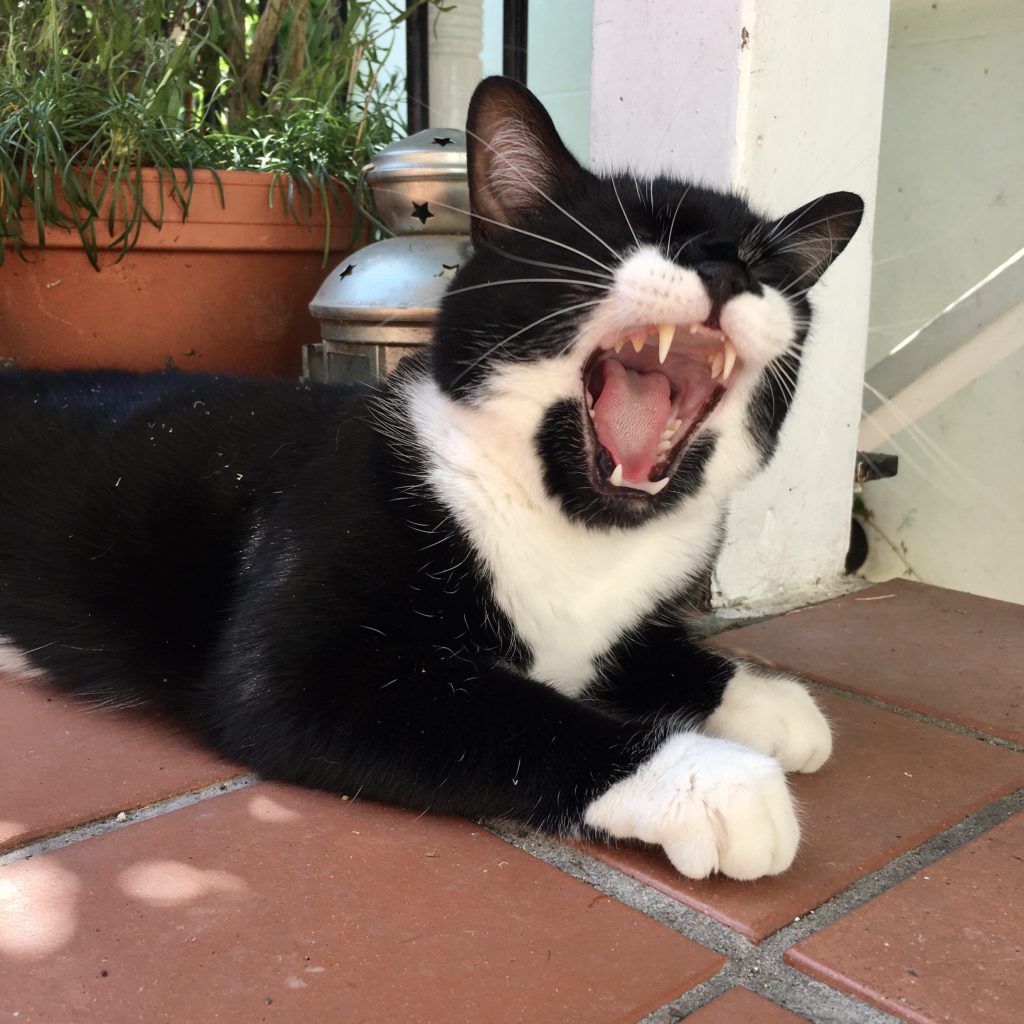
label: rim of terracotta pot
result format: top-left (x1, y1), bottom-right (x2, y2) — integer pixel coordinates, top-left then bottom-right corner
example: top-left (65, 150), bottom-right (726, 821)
top-left (10, 168), bottom-right (362, 254)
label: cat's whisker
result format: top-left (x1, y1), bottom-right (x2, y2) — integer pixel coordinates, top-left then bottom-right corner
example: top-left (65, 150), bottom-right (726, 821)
top-left (449, 299), bottom-right (605, 386)
top-left (672, 228), bottom-right (712, 263)
top-left (857, 403), bottom-right (963, 502)
top-left (495, 250), bottom-right (614, 282)
top-left (766, 357), bottom-right (800, 399)
top-left (438, 278), bottom-right (610, 300)
top-left (371, 187), bottom-right (618, 278)
top-left (611, 177), bottom-right (640, 249)
top-left (860, 382), bottom-right (1020, 522)
top-left (665, 185), bottom-right (692, 259)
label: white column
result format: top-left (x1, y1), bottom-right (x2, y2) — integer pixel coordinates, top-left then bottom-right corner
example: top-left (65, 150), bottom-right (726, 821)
top-left (427, 0), bottom-right (483, 129)
top-left (590, 0), bottom-right (890, 613)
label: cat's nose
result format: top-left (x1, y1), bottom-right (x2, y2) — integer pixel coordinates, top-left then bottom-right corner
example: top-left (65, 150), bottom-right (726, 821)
top-left (695, 260), bottom-right (753, 307)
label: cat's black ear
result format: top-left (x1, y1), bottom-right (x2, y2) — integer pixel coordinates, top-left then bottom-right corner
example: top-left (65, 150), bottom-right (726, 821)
top-left (466, 76), bottom-right (585, 245)
top-left (767, 191), bottom-right (864, 290)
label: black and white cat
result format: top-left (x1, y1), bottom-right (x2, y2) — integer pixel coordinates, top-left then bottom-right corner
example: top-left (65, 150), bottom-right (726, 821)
top-left (0, 78), bottom-right (862, 880)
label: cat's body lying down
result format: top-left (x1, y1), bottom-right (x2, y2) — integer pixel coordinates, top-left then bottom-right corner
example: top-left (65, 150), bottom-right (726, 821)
top-left (0, 77), bottom-right (862, 879)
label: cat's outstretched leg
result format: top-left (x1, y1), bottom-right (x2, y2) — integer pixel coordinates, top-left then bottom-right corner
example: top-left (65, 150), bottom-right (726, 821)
top-left (206, 637), bottom-right (799, 880)
top-left (588, 620), bottom-right (832, 774)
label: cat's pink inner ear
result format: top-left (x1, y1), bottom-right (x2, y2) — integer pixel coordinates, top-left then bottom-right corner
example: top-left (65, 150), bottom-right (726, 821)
top-left (593, 362), bottom-right (671, 483)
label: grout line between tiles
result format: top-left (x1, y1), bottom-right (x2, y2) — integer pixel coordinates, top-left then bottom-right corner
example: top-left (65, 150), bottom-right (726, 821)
top-left (757, 786), bottom-right (1024, 952)
top-left (0, 773), bottom-right (259, 866)
top-left (798, 678), bottom-right (1024, 753)
top-left (488, 785), bottom-right (1024, 1024)
top-left (489, 823), bottom-right (902, 1024)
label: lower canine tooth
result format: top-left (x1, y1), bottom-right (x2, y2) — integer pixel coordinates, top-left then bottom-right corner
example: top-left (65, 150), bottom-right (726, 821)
top-left (610, 463), bottom-right (625, 487)
top-left (711, 351), bottom-right (724, 379)
top-left (722, 340), bottom-right (737, 382)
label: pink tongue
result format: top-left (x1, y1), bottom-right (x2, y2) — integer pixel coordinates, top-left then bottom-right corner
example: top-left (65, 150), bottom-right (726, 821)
top-left (593, 360), bottom-right (671, 483)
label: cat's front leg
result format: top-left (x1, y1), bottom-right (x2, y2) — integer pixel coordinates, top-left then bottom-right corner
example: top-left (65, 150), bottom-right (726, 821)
top-left (592, 621), bottom-right (832, 773)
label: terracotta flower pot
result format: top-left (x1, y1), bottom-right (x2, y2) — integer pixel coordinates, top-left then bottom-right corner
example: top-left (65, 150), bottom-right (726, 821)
top-left (0, 169), bottom-right (364, 378)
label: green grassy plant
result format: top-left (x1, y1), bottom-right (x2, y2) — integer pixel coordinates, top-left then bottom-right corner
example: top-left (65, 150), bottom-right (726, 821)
top-left (0, 0), bottom-right (439, 267)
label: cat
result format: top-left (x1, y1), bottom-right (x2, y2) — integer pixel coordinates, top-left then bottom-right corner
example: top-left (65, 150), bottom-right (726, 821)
top-left (0, 77), bottom-right (862, 881)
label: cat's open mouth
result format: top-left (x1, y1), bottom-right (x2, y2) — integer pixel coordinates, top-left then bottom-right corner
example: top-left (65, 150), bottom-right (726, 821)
top-left (582, 323), bottom-right (738, 497)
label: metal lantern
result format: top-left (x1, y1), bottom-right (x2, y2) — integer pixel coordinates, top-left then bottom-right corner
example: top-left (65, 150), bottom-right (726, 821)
top-left (304, 129), bottom-right (471, 383)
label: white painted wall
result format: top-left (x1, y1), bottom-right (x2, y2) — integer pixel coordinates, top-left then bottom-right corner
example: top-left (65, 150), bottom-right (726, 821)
top-left (590, 0), bottom-right (890, 613)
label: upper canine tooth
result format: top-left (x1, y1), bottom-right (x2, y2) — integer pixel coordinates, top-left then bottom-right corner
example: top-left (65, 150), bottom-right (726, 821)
top-left (630, 333), bottom-right (645, 354)
top-left (614, 338), bottom-right (626, 353)
top-left (711, 351), bottom-right (724, 379)
top-left (722, 339), bottom-right (737, 382)
top-left (657, 324), bottom-right (675, 364)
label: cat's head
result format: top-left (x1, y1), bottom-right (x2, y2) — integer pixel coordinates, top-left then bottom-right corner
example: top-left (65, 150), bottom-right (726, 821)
top-left (430, 77), bottom-right (863, 528)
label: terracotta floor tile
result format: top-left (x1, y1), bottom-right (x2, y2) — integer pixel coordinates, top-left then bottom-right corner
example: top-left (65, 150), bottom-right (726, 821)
top-left (580, 692), bottom-right (1024, 941)
top-left (0, 673), bottom-right (242, 854)
top-left (787, 811), bottom-right (1024, 1024)
top-left (0, 782), bottom-right (723, 1024)
top-left (708, 580), bottom-right (1024, 743)
top-left (685, 987), bottom-right (810, 1022)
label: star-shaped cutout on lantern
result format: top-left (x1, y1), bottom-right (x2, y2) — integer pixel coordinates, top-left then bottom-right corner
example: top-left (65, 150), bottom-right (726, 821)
top-left (338, 263), bottom-right (355, 280)
top-left (411, 201), bottom-right (434, 225)
top-left (432, 136), bottom-right (454, 147)
top-left (437, 263), bottom-right (460, 280)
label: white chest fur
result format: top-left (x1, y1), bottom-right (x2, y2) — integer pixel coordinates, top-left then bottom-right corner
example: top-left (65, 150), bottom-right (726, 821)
top-left (406, 374), bottom-right (722, 696)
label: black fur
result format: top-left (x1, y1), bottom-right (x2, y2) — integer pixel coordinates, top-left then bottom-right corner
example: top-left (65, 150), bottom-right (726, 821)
top-left (0, 77), bottom-right (863, 843)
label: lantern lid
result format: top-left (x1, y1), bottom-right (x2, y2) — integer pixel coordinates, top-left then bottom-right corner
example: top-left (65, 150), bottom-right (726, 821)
top-left (365, 129), bottom-right (467, 185)
top-left (309, 235), bottom-right (473, 324)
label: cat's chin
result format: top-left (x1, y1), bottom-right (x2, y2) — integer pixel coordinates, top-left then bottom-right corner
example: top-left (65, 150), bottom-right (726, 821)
top-left (581, 321), bottom-right (736, 502)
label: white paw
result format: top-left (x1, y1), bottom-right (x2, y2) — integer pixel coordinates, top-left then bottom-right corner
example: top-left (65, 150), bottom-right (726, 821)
top-left (703, 666), bottom-right (832, 773)
top-left (584, 733), bottom-right (799, 880)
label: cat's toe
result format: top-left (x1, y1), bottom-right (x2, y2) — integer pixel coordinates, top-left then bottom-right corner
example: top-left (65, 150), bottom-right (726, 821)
top-left (583, 732), bottom-right (799, 881)
top-left (704, 666), bottom-right (832, 773)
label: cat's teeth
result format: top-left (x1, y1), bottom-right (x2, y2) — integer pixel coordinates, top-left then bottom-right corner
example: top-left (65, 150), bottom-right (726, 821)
top-left (608, 464), bottom-right (671, 495)
top-left (710, 351), bottom-right (724, 380)
top-left (658, 324), bottom-right (675, 364)
top-left (629, 475), bottom-right (670, 495)
top-left (657, 439), bottom-right (672, 453)
top-left (667, 418), bottom-right (682, 434)
top-left (630, 333), bottom-right (645, 354)
top-left (722, 339), bottom-right (737, 382)
top-left (614, 338), bottom-right (626, 354)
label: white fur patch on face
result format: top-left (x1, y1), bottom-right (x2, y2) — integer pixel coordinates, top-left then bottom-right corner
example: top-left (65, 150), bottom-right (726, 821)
top-left (0, 638), bottom-right (49, 681)
top-left (719, 287), bottom-right (796, 369)
top-left (584, 731), bottom-right (799, 880)
top-left (704, 665), bottom-right (832, 773)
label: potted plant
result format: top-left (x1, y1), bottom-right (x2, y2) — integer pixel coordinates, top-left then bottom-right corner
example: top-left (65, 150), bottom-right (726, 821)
top-left (0, 0), bottom-right (439, 377)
